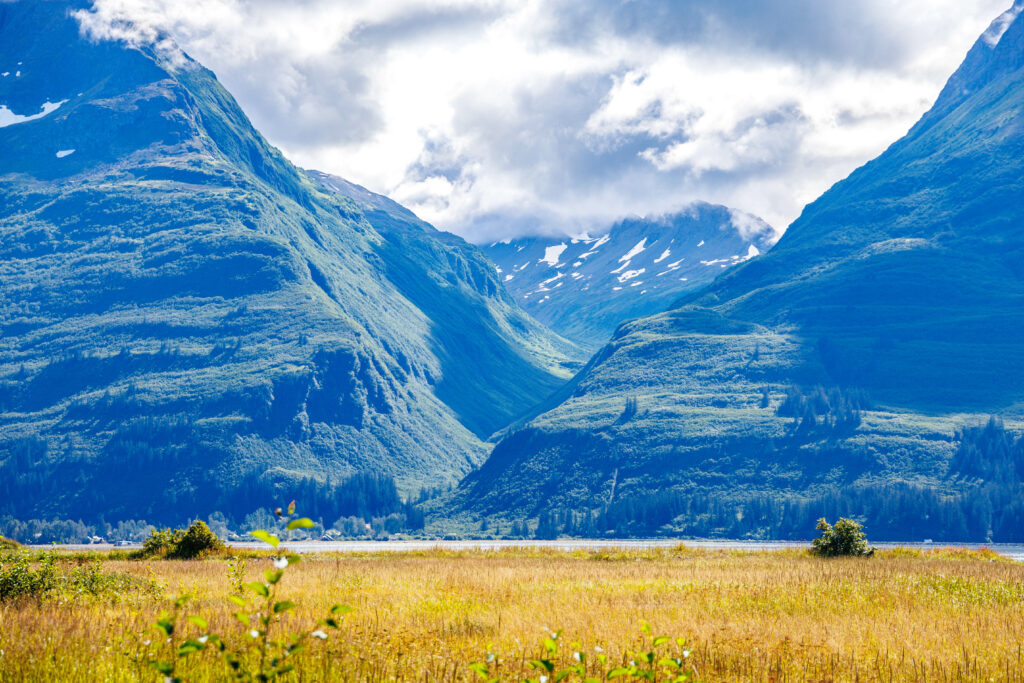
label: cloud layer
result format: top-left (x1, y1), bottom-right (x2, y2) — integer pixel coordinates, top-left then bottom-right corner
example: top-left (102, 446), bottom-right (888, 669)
top-left (78, 0), bottom-right (1010, 241)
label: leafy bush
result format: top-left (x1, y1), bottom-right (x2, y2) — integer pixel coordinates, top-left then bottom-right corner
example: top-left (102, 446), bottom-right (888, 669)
top-left (0, 553), bottom-right (56, 600)
top-left (811, 517), bottom-right (874, 557)
top-left (0, 535), bottom-right (20, 550)
top-left (171, 521), bottom-right (225, 559)
top-left (0, 552), bottom-right (154, 601)
top-left (137, 521), bottom-right (225, 559)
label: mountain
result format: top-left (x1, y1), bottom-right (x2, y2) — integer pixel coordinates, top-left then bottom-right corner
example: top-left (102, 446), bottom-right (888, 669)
top-left (482, 205), bottom-right (776, 348)
top-left (449, 3), bottom-right (1024, 541)
top-left (0, 0), bottom-right (580, 525)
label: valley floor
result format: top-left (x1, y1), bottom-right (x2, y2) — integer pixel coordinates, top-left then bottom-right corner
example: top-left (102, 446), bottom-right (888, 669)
top-left (1, 547), bottom-right (1023, 681)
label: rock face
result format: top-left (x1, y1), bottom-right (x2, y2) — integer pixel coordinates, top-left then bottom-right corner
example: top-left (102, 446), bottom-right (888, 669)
top-left (482, 205), bottom-right (775, 349)
top-left (454, 4), bottom-right (1024, 538)
top-left (0, 1), bottom-right (580, 523)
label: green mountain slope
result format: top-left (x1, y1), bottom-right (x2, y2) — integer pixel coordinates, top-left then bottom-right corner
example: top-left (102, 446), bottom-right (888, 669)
top-left (0, 1), bottom-right (579, 524)
top-left (451, 3), bottom-right (1024, 541)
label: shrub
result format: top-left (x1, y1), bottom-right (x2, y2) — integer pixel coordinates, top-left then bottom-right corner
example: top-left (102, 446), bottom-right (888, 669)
top-left (137, 521), bottom-right (225, 559)
top-left (139, 528), bottom-right (182, 558)
top-left (811, 517), bottom-right (874, 557)
top-left (0, 553), bottom-right (56, 600)
top-left (0, 553), bottom-right (153, 601)
top-left (170, 521), bottom-right (225, 559)
top-left (0, 535), bottom-right (20, 550)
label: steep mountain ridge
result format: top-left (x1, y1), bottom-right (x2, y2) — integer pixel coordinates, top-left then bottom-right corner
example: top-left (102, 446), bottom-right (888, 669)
top-left (0, 0), bottom-right (578, 524)
top-left (450, 4), bottom-right (1024, 539)
top-left (483, 205), bottom-right (775, 348)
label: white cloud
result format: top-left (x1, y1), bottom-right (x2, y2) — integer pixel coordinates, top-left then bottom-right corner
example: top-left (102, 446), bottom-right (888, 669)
top-left (77, 0), bottom-right (1012, 241)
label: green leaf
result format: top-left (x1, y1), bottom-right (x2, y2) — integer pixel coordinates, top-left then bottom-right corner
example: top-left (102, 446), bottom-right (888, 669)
top-left (555, 671), bottom-right (572, 682)
top-left (187, 616), bottom-right (208, 630)
top-left (250, 530), bottom-right (279, 548)
top-left (330, 604), bottom-right (353, 615)
top-left (265, 569), bottom-right (283, 585)
top-left (246, 582), bottom-right (269, 597)
top-left (322, 618), bottom-right (340, 629)
top-left (177, 641), bottom-right (205, 656)
top-left (155, 620), bottom-right (174, 637)
top-left (286, 517), bottom-right (315, 530)
top-left (529, 659), bottom-right (554, 673)
top-left (468, 662), bottom-right (490, 678)
top-left (285, 553), bottom-right (301, 565)
top-left (273, 600), bottom-right (296, 613)
top-left (233, 611), bottom-right (249, 626)
top-left (228, 595), bottom-right (247, 607)
top-left (653, 636), bottom-right (670, 647)
top-left (608, 667), bottom-right (631, 679)
top-left (151, 662), bottom-right (174, 675)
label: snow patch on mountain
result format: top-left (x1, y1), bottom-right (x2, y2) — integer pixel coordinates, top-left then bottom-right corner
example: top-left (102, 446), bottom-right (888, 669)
top-left (540, 243), bottom-right (567, 267)
top-left (619, 238), bottom-right (648, 262)
top-left (0, 100), bottom-right (67, 128)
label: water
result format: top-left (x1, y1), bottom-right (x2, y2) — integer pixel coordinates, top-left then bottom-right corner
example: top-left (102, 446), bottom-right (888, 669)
top-left (51, 539), bottom-right (1024, 561)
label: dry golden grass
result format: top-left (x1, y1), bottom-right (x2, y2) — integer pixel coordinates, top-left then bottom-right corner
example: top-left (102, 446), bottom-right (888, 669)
top-left (1, 546), bottom-right (1023, 681)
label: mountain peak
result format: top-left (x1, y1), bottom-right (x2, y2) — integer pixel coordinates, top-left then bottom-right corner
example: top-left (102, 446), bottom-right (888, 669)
top-left (483, 204), bottom-right (775, 348)
top-left (914, 1), bottom-right (1024, 135)
top-left (982, 1), bottom-right (1024, 48)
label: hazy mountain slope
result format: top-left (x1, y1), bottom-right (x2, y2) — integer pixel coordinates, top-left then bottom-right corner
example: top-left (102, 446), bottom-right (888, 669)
top-left (451, 3), bottom-right (1024, 539)
top-left (0, 0), bottom-right (578, 524)
top-left (309, 170), bottom-right (581, 438)
top-left (483, 205), bottom-right (775, 348)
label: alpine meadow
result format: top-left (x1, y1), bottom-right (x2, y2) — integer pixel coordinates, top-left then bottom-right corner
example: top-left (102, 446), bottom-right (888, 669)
top-left (2, 1), bottom-right (1024, 681)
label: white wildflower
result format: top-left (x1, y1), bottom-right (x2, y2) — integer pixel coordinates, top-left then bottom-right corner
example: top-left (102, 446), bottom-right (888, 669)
top-left (311, 630), bottom-right (328, 640)
top-left (273, 557), bottom-right (288, 569)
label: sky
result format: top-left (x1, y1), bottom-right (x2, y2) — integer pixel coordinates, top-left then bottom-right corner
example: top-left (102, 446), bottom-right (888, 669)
top-left (78, 0), bottom-right (1012, 242)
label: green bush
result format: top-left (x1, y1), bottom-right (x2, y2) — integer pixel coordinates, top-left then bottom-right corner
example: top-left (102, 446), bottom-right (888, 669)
top-left (137, 521), bottom-right (225, 559)
top-left (0, 553), bottom-right (57, 600)
top-left (0, 552), bottom-right (153, 601)
top-left (811, 517), bottom-right (874, 557)
top-left (170, 521), bottom-right (225, 559)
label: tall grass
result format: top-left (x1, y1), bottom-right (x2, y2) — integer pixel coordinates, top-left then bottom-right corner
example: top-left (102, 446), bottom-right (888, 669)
top-left (0, 547), bottom-right (1022, 681)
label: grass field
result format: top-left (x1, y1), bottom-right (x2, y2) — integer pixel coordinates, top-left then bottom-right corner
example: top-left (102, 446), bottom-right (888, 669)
top-left (1, 546), bottom-right (1023, 681)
